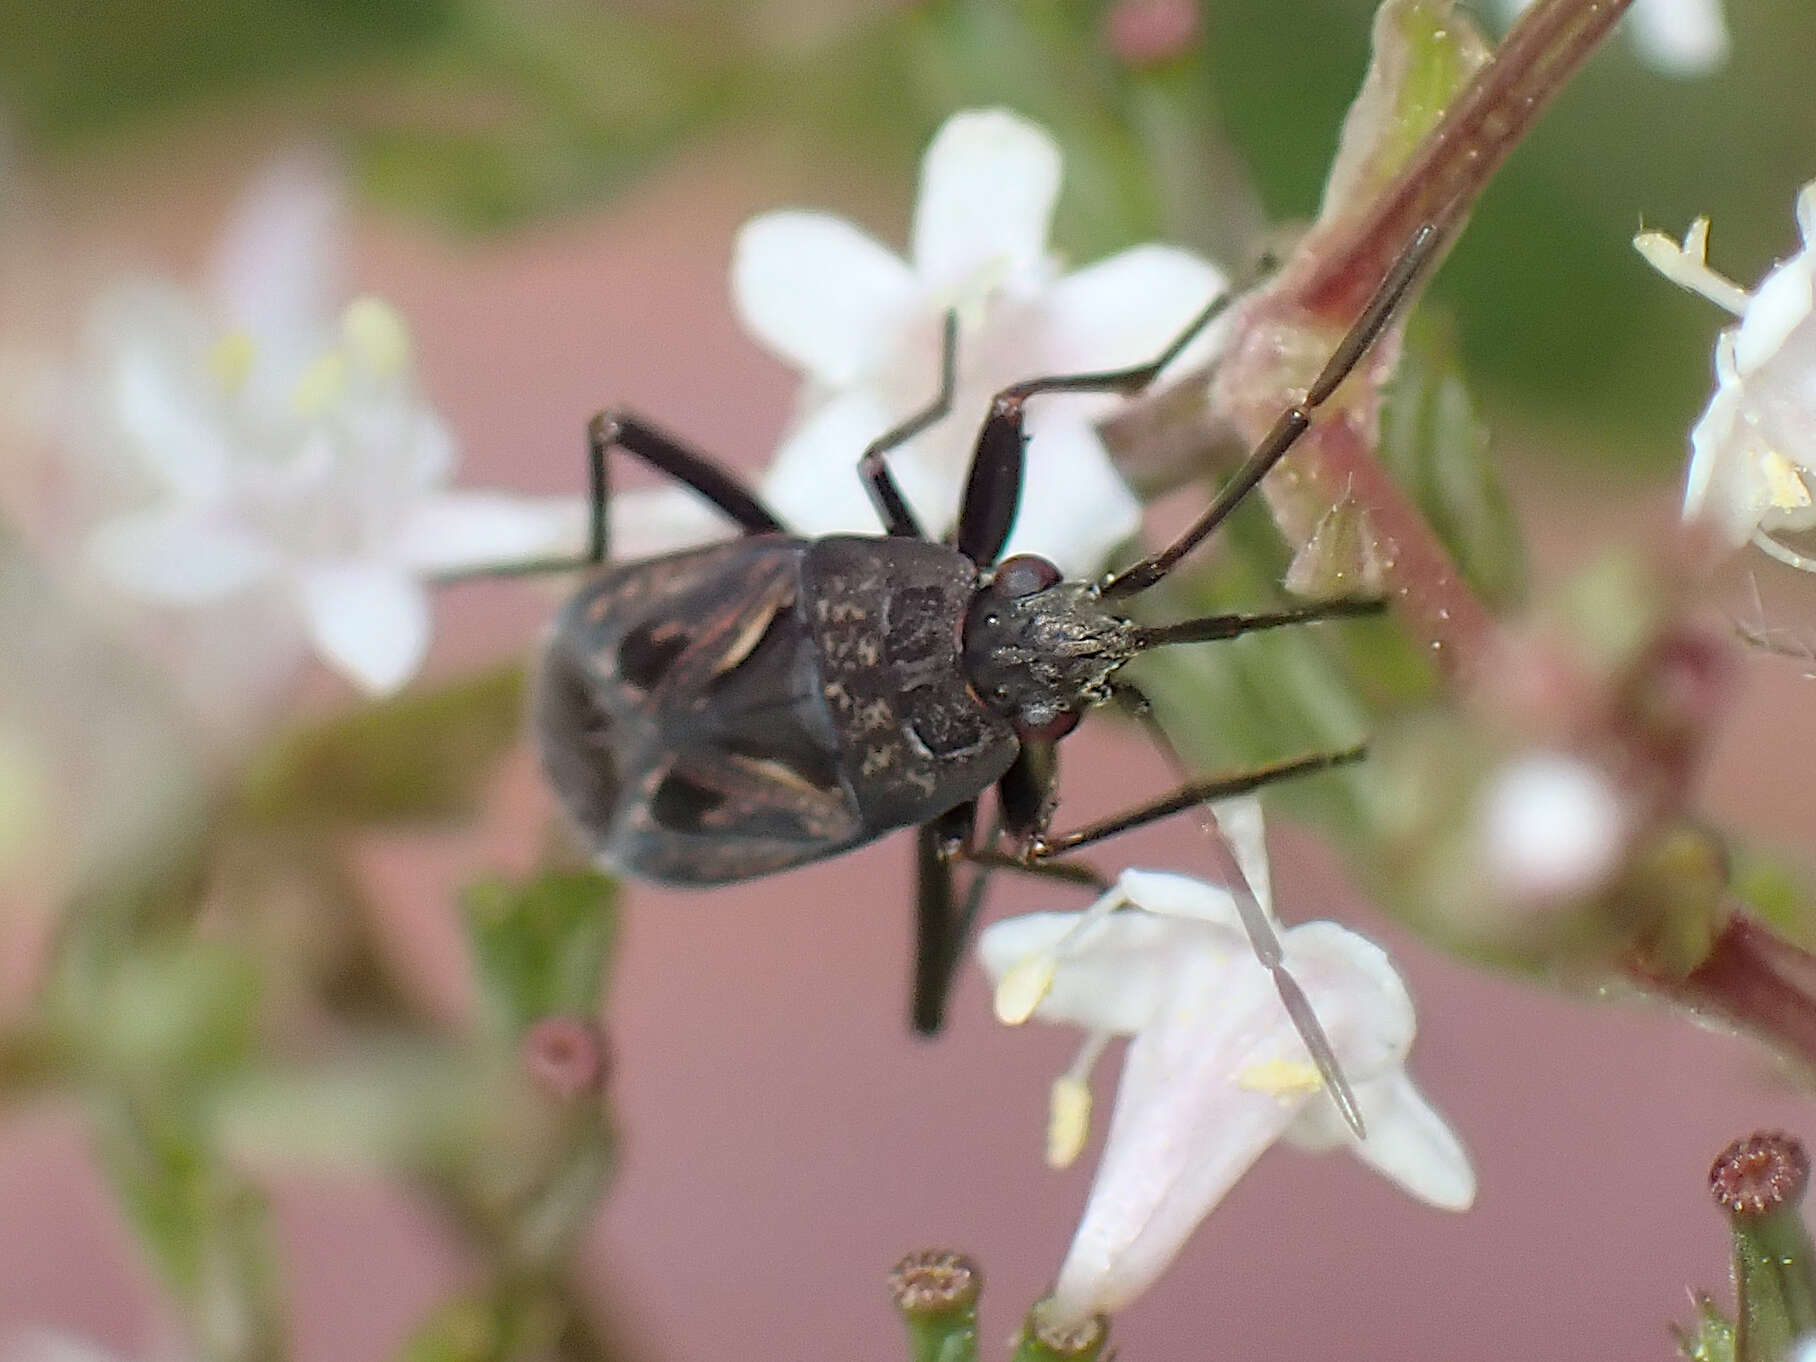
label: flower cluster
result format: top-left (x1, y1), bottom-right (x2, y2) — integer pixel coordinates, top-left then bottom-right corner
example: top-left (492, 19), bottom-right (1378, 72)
top-left (1637, 181), bottom-right (1816, 570)
top-left (72, 156), bottom-right (581, 697)
top-left (980, 800), bottom-right (1473, 1325)
top-left (620, 108), bottom-right (1229, 578)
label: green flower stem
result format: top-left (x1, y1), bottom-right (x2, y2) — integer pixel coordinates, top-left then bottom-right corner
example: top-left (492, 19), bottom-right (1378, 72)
top-left (1010, 1308), bottom-right (1108, 1362)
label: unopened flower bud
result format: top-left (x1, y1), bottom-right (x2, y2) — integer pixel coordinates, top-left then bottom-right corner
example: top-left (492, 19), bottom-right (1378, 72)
top-left (522, 1016), bottom-right (607, 1100)
top-left (889, 1250), bottom-right (981, 1362)
top-left (1709, 1132), bottom-right (1816, 1362)
top-left (1103, 0), bottom-right (1200, 68)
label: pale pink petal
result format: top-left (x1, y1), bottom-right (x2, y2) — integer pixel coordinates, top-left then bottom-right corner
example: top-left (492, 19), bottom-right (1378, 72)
top-left (911, 110), bottom-right (1062, 296)
top-left (207, 150), bottom-right (343, 355)
top-left (394, 491), bottom-right (589, 573)
top-left (296, 561), bottom-right (431, 694)
top-left (1038, 244), bottom-right (1228, 376)
top-left (1285, 1070), bottom-right (1477, 1211)
top-left (977, 909), bottom-right (1199, 1036)
top-left (87, 506), bottom-right (278, 601)
top-left (1047, 922), bottom-right (1413, 1322)
top-left (999, 418), bottom-right (1140, 575)
top-left (732, 212), bottom-right (920, 386)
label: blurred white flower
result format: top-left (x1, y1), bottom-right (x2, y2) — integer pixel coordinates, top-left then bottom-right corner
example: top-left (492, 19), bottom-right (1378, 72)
top-left (1636, 183), bottom-right (1816, 570)
top-left (978, 803), bottom-right (1472, 1326)
top-left (1477, 751), bottom-right (1628, 902)
top-left (709, 107), bottom-right (1226, 578)
top-left (77, 155), bottom-right (582, 695)
top-left (1496, 0), bottom-right (1729, 76)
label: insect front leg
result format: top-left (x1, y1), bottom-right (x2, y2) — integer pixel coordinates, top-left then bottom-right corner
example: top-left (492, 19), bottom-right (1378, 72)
top-left (858, 311), bottom-right (959, 540)
top-left (952, 289), bottom-right (1237, 566)
top-left (912, 800), bottom-right (979, 1035)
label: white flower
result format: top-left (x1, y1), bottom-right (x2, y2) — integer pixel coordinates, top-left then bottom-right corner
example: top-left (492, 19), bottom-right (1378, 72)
top-left (1477, 751), bottom-right (1628, 902)
top-left (78, 155), bottom-right (582, 695)
top-left (715, 108), bottom-right (1227, 578)
top-left (1636, 183), bottom-right (1816, 570)
top-left (978, 804), bottom-right (1473, 1325)
top-left (1496, 0), bottom-right (1729, 76)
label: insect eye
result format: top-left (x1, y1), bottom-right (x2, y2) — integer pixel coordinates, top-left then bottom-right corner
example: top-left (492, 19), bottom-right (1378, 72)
top-left (993, 554), bottom-right (1061, 598)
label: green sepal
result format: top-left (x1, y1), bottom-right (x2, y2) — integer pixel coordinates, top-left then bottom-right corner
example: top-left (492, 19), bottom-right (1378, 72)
top-left (232, 664), bottom-right (526, 830)
top-left (459, 865), bottom-right (618, 1039)
top-left (1674, 1292), bottom-right (1737, 1362)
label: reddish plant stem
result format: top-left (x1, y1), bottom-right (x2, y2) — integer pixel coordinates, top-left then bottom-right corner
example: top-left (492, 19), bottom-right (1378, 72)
top-left (1633, 914), bottom-right (1816, 1077)
top-left (1300, 0), bottom-right (1638, 322)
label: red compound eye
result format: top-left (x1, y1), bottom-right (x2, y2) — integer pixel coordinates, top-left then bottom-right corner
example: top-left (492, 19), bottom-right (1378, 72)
top-left (993, 554), bottom-right (1061, 597)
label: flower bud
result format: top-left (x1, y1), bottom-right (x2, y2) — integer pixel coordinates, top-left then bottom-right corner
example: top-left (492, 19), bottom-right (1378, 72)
top-left (889, 1250), bottom-right (981, 1362)
top-left (1015, 1304), bottom-right (1109, 1362)
top-left (1709, 1132), bottom-right (1816, 1362)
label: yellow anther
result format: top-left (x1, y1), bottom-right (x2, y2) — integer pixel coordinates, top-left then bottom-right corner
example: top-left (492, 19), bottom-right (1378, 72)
top-left (290, 350), bottom-right (348, 417)
top-left (342, 295), bottom-right (412, 378)
top-left (994, 955), bottom-right (1056, 1026)
top-left (1761, 450), bottom-right (1814, 513)
top-left (1046, 1076), bottom-right (1092, 1169)
top-left (1236, 1057), bottom-right (1325, 1098)
top-left (207, 332), bottom-right (257, 394)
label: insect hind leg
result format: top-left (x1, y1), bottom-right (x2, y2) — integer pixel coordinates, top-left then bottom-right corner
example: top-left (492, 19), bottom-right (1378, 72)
top-left (442, 410), bottom-right (785, 581)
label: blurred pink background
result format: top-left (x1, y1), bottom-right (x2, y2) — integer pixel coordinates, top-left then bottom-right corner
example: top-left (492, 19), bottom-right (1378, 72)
top-left (4, 134), bottom-right (1814, 1362)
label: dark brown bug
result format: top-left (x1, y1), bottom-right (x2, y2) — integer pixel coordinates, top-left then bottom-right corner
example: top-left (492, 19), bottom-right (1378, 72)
top-left (513, 224), bottom-right (1439, 1118)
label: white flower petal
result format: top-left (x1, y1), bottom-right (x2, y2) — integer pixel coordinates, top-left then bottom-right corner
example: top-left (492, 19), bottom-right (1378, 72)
top-left (978, 909), bottom-right (1211, 1035)
top-left (297, 561), bottom-right (431, 694)
top-left (87, 506), bottom-right (278, 601)
top-left (732, 212), bottom-right (919, 386)
top-left (1038, 245), bottom-right (1229, 376)
top-left (760, 389), bottom-right (918, 537)
top-left (608, 484), bottom-right (739, 560)
top-left (911, 110), bottom-right (1062, 297)
top-left (1115, 868), bottom-right (1245, 929)
top-left (207, 150), bottom-right (343, 360)
top-left (1628, 0), bottom-right (1729, 76)
top-left (89, 284), bottom-right (233, 500)
top-left (1733, 257), bottom-right (1815, 377)
top-left (395, 491), bottom-right (589, 573)
top-left (1286, 1070), bottom-right (1476, 1211)
top-left (998, 418), bottom-right (1141, 575)
top-left (1047, 949), bottom-right (1310, 1320)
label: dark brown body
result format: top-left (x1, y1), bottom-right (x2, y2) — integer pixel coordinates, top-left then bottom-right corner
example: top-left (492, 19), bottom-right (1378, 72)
top-left (536, 535), bottom-right (1020, 885)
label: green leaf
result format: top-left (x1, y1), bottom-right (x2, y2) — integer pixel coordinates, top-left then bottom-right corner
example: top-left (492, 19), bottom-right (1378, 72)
top-left (232, 664), bottom-right (526, 830)
top-left (460, 865), bottom-right (618, 1037)
top-left (1378, 309), bottom-right (1526, 606)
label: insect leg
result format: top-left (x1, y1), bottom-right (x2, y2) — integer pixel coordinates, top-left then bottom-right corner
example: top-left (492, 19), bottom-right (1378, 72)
top-left (1102, 222), bottom-right (1441, 599)
top-left (859, 311), bottom-right (959, 539)
top-left (1026, 746), bottom-right (1364, 858)
top-left (953, 288), bottom-right (1237, 567)
top-left (443, 410), bottom-right (784, 580)
top-left (912, 799), bottom-right (978, 1035)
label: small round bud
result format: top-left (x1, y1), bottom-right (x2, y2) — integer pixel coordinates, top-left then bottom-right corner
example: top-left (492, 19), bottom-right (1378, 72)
top-left (523, 1016), bottom-right (608, 1100)
top-left (888, 1250), bottom-right (982, 1316)
top-left (1103, 0), bottom-right (1200, 68)
top-left (1711, 1132), bottom-right (1810, 1217)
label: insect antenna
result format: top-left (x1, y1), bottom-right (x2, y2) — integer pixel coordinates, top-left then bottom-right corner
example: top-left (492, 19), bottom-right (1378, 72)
top-left (1119, 687), bottom-right (1369, 1139)
top-left (1131, 595), bottom-right (1386, 650)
